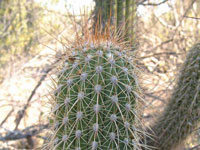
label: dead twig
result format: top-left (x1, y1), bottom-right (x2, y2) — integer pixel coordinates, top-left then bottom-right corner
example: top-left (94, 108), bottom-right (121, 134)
top-left (145, 39), bottom-right (174, 52)
top-left (0, 108), bottom-right (14, 127)
top-left (184, 16), bottom-right (200, 20)
top-left (0, 124), bottom-right (48, 141)
top-left (14, 59), bottom-right (60, 130)
top-left (145, 93), bottom-right (166, 104)
top-left (138, 0), bottom-right (168, 6)
top-left (139, 52), bottom-right (179, 59)
top-left (174, 0), bottom-right (196, 30)
top-left (188, 143), bottom-right (200, 150)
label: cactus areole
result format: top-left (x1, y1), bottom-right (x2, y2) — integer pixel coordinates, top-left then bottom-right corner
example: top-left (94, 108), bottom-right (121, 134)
top-left (48, 39), bottom-right (145, 150)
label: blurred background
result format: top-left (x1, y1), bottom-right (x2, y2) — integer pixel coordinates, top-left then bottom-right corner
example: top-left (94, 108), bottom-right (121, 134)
top-left (0, 0), bottom-right (199, 149)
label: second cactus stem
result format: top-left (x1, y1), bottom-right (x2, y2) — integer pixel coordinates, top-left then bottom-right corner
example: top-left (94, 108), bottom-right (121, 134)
top-left (147, 43), bottom-right (200, 150)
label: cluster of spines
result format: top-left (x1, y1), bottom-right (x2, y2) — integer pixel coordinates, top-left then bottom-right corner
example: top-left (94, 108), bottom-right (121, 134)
top-left (47, 42), bottom-right (146, 150)
top-left (147, 43), bottom-right (200, 150)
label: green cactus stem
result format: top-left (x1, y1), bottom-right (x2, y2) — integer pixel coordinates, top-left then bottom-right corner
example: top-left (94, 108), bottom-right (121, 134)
top-left (147, 43), bottom-right (200, 150)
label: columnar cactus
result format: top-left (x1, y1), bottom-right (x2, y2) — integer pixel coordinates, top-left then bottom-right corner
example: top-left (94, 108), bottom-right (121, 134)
top-left (47, 39), bottom-right (147, 150)
top-left (147, 43), bottom-right (200, 150)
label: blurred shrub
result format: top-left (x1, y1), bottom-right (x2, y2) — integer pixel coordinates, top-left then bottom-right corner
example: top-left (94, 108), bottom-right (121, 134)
top-left (0, 0), bottom-right (44, 67)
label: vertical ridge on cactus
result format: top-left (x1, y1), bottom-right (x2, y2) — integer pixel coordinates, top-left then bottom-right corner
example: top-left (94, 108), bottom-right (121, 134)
top-left (146, 43), bottom-right (200, 150)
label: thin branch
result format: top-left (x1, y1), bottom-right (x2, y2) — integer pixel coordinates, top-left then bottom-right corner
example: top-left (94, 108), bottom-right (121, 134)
top-left (146, 39), bottom-right (174, 52)
top-left (139, 52), bottom-right (178, 59)
top-left (0, 124), bottom-right (48, 141)
top-left (0, 109), bottom-right (14, 127)
top-left (145, 92), bottom-right (166, 103)
top-left (184, 16), bottom-right (200, 20)
top-left (137, 0), bottom-right (147, 6)
top-left (188, 144), bottom-right (200, 150)
top-left (175, 0), bottom-right (196, 28)
top-left (14, 59), bottom-right (60, 130)
top-left (138, 0), bottom-right (168, 6)
top-left (153, 11), bottom-right (176, 29)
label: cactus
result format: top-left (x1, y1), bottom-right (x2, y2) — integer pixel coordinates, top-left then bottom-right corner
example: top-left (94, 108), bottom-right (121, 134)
top-left (147, 43), bottom-right (200, 150)
top-left (45, 33), bottom-right (148, 150)
top-left (48, 42), bottom-right (147, 150)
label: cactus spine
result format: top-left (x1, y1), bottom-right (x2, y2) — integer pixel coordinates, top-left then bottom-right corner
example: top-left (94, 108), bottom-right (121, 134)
top-left (147, 43), bottom-right (200, 150)
top-left (46, 34), bottom-right (147, 150)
